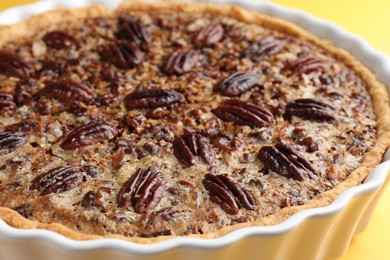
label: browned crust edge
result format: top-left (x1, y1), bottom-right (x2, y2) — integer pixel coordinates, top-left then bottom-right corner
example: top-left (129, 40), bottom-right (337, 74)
top-left (0, 5), bottom-right (111, 47)
top-left (0, 2), bottom-right (389, 244)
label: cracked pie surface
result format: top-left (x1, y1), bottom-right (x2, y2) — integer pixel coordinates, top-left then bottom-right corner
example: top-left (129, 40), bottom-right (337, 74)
top-left (0, 3), bottom-right (389, 242)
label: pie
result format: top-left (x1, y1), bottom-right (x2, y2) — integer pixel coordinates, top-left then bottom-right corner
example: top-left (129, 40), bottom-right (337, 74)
top-left (0, 2), bottom-right (389, 242)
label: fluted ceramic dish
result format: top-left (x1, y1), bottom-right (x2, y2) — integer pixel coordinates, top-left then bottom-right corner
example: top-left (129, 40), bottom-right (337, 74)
top-left (0, 0), bottom-right (390, 259)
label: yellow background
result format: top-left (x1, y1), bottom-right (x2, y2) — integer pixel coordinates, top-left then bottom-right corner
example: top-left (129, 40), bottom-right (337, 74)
top-left (0, 0), bottom-right (389, 259)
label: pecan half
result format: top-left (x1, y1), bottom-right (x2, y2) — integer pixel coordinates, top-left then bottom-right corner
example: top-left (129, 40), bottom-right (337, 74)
top-left (0, 93), bottom-right (16, 112)
top-left (117, 166), bottom-right (166, 214)
top-left (99, 42), bottom-right (143, 68)
top-left (193, 23), bottom-right (224, 47)
top-left (173, 132), bottom-right (216, 168)
top-left (5, 120), bottom-right (37, 133)
top-left (258, 143), bottom-right (316, 181)
top-left (60, 120), bottom-right (117, 150)
top-left (30, 166), bottom-right (83, 196)
top-left (38, 79), bottom-right (94, 104)
top-left (15, 79), bottom-right (36, 106)
top-left (247, 37), bottom-right (284, 62)
top-left (283, 56), bottom-right (324, 75)
top-left (0, 50), bottom-right (34, 78)
top-left (43, 31), bottom-right (80, 50)
top-left (214, 72), bottom-right (258, 97)
top-left (0, 131), bottom-right (29, 156)
top-left (124, 89), bottom-right (185, 110)
top-left (213, 99), bottom-right (274, 128)
top-left (203, 173), bottom-right (255, 215)
top-left (118, 16), bottom-right (151, 48)
top-left (285, 98), bottom-right (336, 122)
top-left (162, 49), bottom-right (198, 75)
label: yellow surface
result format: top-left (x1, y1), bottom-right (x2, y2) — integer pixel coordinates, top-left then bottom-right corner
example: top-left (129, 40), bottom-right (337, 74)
top-left (0, 0), bottom-right (36, 11)
top-left (0, 1), bottom-right (389, 259)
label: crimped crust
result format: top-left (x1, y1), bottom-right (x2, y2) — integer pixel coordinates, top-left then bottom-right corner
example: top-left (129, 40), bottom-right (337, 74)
top-left (0, 5), bottom-right (111, 46)
top-left (0, 2), bottom-right (389, 244)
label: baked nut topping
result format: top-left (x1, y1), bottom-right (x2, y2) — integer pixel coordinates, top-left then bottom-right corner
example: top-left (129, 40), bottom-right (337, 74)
top-left (0, 93), bottom-right (16, 112)
top-left (117, 166), bottom-right (166, 214)
top-left (162, 49), bottom-right (198, 75)
top-left (246, 37), bottom-right (285, 62)
top-left (0, 131), bottom-right (29, 155)
top-left (173, 132), bottom-right (216, 167)
top-left (99, 41), bottom-right (144, 68)
top-left (203, 173), bottom-right (255, 215)
top-left (0, 3), bottom-right (388, 241)
top-left (258, 143), bottom-right (317, 181)
top-left (125, 89), bottom-right (186, 110)
top-left (117, 16), bottom-right (151, 48)
top-left (43, 31), bottom-right (80, 50)
top-left (60, 120), bottom-right (117, 150)
top-left (0, 50), bottom-right (33, 78)
top-left (30, 166), bottom-right (84, 196)
top-left (213, 72), bottom-right (259, 97)
top-left (285, 98), bottom-right (336, 122)
top-left (282, 56), bottom-right (325, 75)
top-left (38, 79), bottom-right (95, 104)
top-left (193, 22), bottom-right (224, 47)
top-left (213, 99), bottom-right (274, 128)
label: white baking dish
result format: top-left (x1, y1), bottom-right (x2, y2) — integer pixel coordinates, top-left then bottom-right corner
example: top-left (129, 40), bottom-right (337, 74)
top-left (0, 0), bottom-right (390, 259)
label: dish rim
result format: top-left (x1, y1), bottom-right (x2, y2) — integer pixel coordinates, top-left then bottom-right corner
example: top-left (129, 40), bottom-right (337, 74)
top-left (0, 0), bottom-right (390, 255)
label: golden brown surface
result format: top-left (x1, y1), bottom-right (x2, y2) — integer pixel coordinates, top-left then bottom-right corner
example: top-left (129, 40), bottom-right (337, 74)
top-left (0, 2), bottom-right (389, 243)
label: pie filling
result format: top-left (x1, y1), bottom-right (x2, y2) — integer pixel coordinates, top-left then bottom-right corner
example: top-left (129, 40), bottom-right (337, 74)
top-left (0, 7), bottom-right (377, 238)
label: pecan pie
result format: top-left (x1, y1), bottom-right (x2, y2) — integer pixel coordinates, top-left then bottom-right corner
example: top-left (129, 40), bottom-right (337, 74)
top-left (0, 3), bottom-right (389, 242)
